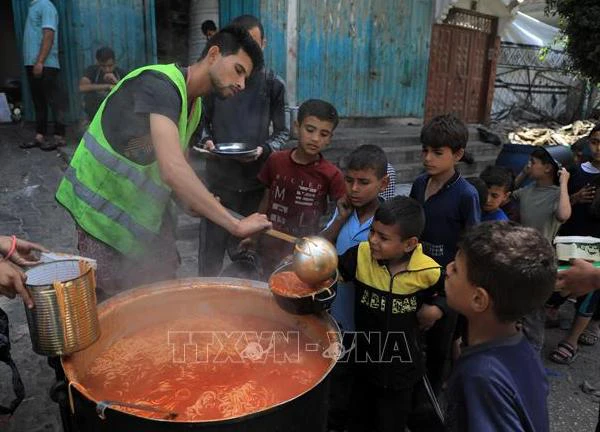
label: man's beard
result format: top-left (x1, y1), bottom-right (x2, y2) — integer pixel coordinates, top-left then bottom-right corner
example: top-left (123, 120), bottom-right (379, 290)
top-left (208, 70), bottom-right (233, 100)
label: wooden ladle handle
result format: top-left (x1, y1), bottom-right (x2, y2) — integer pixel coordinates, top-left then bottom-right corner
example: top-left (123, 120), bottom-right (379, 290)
top-left (226, 208), bottom-right (298, 244)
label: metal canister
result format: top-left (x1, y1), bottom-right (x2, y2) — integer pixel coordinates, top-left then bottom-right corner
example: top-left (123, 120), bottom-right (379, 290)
top-left (24, 260), bottom-right (99, 356)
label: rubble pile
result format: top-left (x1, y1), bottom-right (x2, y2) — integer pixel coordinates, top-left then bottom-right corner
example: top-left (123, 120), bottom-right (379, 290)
top-left (503, 120), bottom-right (597, 147)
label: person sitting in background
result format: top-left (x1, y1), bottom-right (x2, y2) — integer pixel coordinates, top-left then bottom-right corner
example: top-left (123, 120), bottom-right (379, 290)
top-left (479, 165), bottom-right (513, 222)
top-left (444, 222), bottom-right (555, 432)
top-left (0, 235), bottom-right (47, 308)
top-left (201, 20), bottom-right (218, 39)
top-left (79, 47), bottom-right (126, 121)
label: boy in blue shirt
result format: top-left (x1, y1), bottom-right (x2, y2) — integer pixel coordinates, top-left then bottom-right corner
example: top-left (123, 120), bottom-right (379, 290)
top-left (479, 165), bottom-right (512, 222)
top-left (444, 222), bottom-right (555, 432)
top-left (410, 114), bottom-right (480, 393)
top-left (322, 144), bottom-right (388, 432)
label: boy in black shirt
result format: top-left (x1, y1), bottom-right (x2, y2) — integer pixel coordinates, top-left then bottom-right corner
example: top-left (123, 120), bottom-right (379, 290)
top-left (338, 196), bottom-right (443, 432)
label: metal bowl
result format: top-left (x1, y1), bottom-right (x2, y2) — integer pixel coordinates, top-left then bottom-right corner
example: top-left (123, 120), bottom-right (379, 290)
top-left (269, 262), bottom-right (338, 315)
top-left (211, 142), bottom-right (258, 157)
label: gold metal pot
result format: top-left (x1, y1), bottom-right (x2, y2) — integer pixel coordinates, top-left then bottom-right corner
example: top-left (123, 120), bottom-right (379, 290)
top-left (293, 236), bottom-right (338, 285)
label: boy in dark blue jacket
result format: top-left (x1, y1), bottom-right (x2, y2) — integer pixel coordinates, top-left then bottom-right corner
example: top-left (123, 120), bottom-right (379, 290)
top-left (410, 114), bottom-right (480, 393)
top-left (444, 222), bottom-right (554, 432)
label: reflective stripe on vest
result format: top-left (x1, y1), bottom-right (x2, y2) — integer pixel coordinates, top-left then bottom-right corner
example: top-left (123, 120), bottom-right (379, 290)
top-left (82, 131), bottom-right (170, 203)
top-left (64, 166), bottom-right (155, 242)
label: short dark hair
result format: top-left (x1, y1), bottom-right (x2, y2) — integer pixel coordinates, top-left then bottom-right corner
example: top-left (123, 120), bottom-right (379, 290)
top-left (589, 123), bottom-right (600, 137)
top-left (421, 114), bottom-right (469, 152)
top-left (480, 165), bottom-right (514, 192)
top-left (297, 99), bottom-right (339, 129)
top-left (230, 15), bottom-right (264, 40)
top-left (459, 222), bottom-right (556, 322)
top-left (96, 47), bottom-right (115, 63)
top-left (530, 147), bottom-right (558, 177)
top-left (201, 20), bottom-right (217, 36)
top-left (466, 177), bottom-right (488, 207)
top-left (198, 25), bottom-right (264, 71)
top-left (344, 145), bottom-right (388, 178)
top-left (374, 196), bottom-right (425, 239)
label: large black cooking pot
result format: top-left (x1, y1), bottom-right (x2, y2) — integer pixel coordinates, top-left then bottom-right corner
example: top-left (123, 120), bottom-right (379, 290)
top-left (60, 278), bottom-right (341, 431)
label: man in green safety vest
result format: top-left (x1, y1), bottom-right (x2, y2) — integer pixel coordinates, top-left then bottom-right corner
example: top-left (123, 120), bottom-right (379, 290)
top-left (56, 26), bottom-right (272, 299)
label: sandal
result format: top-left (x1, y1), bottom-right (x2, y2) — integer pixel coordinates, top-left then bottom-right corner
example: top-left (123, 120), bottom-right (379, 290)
top-left (578, 327), bottom-right (599, 346)
top-left (549, 341), bottom-right (578, 365)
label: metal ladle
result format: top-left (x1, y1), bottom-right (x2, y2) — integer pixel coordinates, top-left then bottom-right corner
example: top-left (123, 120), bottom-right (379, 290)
top-left (227, 209), bottom-right (338, 284)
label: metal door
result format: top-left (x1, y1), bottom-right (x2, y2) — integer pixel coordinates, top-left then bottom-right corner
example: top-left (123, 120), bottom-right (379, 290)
top-left (424, 8), bottom-right (498, 123)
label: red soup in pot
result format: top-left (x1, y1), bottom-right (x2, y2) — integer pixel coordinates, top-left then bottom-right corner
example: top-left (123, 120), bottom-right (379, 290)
top-left (269, 271), bottom-right (333, 297)
top-left (80, 314), bottom-right (331, 421)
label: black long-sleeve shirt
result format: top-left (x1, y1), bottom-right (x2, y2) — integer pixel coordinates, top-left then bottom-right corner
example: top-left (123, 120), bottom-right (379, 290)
top-left (200, 68), bottom-right (289, 192)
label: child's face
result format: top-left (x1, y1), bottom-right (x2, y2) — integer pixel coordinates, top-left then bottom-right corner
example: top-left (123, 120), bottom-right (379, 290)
top-left (444, 251), bottom-right (477, 315)
top-left (589, 132), bottom-right (600, 163)
top-left (368, 221), bottom-right (414, 261)
top-left (483, 185), bottom-right (510, 213)
top-left (421, 146), bottom-right (463, 176)
top-left (528, 157), bottom-right (553, 181)
top-left (296, 116), bottom-right (335, 157)
top-left (344, 168), bottom-right (388, 208)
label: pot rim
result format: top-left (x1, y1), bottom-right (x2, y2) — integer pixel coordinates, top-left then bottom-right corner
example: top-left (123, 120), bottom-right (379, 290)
top-left (25, 259), bottom-right (93, 288)
top-left (61, 277), bottom-right (341, 424)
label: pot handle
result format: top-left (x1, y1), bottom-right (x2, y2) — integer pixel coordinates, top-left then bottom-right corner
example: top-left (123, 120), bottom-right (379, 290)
top-left (314, 286), bottom-right (336, 304)
top-left (96, 400), bottom-right (178, 420)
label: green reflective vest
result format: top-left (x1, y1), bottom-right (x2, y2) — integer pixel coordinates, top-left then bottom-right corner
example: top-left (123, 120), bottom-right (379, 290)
top-left (56, 64), bottom-right (202, 257)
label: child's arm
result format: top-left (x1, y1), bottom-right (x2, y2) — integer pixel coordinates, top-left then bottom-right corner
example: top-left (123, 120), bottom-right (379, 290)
top-left (416, 271), bottom-right (447, 330)
top-left (556, 168), bottom-right (572, 223)
top-left (514, 161), bottom-right (531, 188)
top-left (257, 188), bottom-right (270, 215)
top-left (321, 196), bottom-right (352, 243)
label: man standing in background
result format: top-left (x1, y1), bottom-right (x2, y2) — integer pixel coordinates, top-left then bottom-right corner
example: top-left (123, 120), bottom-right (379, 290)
top-left (20, 0), bottom-right (67, 151)
top-left (198, 14), bottom-right (289, 276)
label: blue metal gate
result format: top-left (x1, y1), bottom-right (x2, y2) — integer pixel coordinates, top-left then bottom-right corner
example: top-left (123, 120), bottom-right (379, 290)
top-left (11, 0), bottom-right (157, 123)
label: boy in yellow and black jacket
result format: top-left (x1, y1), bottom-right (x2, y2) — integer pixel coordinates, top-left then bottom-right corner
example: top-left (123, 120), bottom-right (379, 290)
top-left (337, 196), bottom-right (445, 432)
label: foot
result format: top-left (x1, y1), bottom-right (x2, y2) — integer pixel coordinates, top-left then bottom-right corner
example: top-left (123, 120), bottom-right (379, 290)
top-left (53, 135), bottom-right (67, 147)
top-left (39, 140), bottom-right (58, 151)
top-left (20, 134), bottom-right (45, 149)
top-left (578, 326), bottom-right (600, 346)
top-left (549, 340), bottom-right (578, 365)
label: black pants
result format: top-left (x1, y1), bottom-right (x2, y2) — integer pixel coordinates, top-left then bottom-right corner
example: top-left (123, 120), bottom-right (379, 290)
top-left (25, 66), bottom-right (66, 136)
top-left (198, 187), bottom-right (264, 276)
top-left (348, 378), bottom-right (414, 432)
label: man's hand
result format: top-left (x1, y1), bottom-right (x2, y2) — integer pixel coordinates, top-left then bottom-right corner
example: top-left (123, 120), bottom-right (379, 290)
top-left (417, 304), bottom-right (443, 331)
top-left (203, 140), bottom-right (216, 151)
top-left (557, 259), bottom-right (600, 297)
top-left (336, 196), bottom-right (353, 222)
top-left (33, 62), bottom-right (44, 78)
top-left (0, 261), bottom-right (33, 308)
top-left (232, 213), bottom-right (272, 238)
top-left (103, 72), bottom-right (118, 84)
top-left (0, 236), bottom-right (47, 266)
top-left (571, 184), bottom-right (596, 205)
